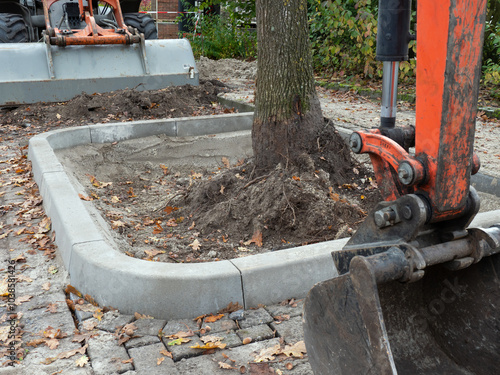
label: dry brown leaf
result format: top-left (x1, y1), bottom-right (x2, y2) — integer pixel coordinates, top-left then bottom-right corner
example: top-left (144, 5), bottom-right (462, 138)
top-left (122, 358), bottom-right (134, 364)
top-left (189, 239), bottom-right (201, 251)
top-left (45, 338), bottom-right (60, 350)
top-left (218, 301), bottom-right (243, 314)
top-left (221, 157), bottom-right (230, 168)
top-left (166, 330), bottom-right (195, 339)
top-left (78, 194), bottom-right (93, 201)
top-left (82, 320), bottom-right (98, 331)
top-left (219, 361), bottom-right (236, 369)
top-left (159, 349), bottom-right (172, 358)
top-left (75, 355), bottom-right (89, 367)
top-left (243, 230), bottom-right (263, 247)
top-left (157, 357), bottom-right (165, 365)
top-left (204, 313), bottom-right (224, 323)
top-left (58, 344), bottom-right (88, 359)
top-left (14, 295), bottom-right (32, 305)
top-left (41, 282), bottom-right (51, 291)
top-left (134, 312), bottom-right (154, 320)
top-left (65, 284), bottom-right (82, 297)
top-left (190, 341), bottom-right (226, 350)
top-left (45, 303), bottom-right (58, 313)
top-left (200, 335), bottom-right (224, 343)
top-left (254, 344), bottom-right (281, 362)
top-left (26, 338), bottom-right (45, 347)
top-left (167, 337), bottom-right (191, 346)
top-left (281, 341), bottom-right (307, 358)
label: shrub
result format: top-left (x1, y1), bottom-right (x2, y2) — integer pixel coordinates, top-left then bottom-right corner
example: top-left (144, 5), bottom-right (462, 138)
top-left (178, 1), bottom-right (257, 60)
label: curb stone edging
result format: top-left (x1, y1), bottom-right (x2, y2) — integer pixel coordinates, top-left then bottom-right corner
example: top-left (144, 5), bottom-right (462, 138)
top-left (28, 112), bottom-right (500, 319)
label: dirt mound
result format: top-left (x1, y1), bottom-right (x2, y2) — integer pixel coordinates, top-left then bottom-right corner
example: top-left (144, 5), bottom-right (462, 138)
top-left (0, 81), bottom-right (229, 140)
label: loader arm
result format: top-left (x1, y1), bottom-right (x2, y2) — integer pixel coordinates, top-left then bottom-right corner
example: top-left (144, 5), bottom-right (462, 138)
top-left (303, 1), bottom-right (500, 374)
top-left (42, 0), bottom-right (140, 46)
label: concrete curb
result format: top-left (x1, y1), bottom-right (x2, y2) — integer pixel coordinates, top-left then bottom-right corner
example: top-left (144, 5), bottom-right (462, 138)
top-left (29, 112), bottom-right (500, 320)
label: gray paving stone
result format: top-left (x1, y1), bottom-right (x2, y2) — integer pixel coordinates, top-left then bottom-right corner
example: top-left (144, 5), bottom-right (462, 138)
top-left (201, 315), bottom-right (237, 333)
top-left (22, 337), bottom-right (87, 371)
top-left (270, 315), bottom-right (304, 344)
top-left (133, 318), bottom-right (167, 336)
top-left (125, 335), bottom-right (160, 349)
top-left (161, 336), bottom-right (204, 362)
top-left (176, 338), bottom-right (281, 374)
top-left (162, 319), bottom-right (199, 336)
top-left (265, 299), bottom-right (305, 318)
top-left (87, 331), bottom-right (133, 374)
top-left (236, 324), bottom-right (275, 342)
top-left (128, 342), bottom-right (176, 375)
top-left (203, 331), bottom-right (242, 349)
top-left (84, 311), bottom-right (134, 333)
top-left (237, 308), bottom-right (273, 329)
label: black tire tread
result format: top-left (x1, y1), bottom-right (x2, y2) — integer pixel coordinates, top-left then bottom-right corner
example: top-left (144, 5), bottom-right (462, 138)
top-left (123, 13), bottom-right (158, 40)
top-left (0, 13), bottom-right (28, 43)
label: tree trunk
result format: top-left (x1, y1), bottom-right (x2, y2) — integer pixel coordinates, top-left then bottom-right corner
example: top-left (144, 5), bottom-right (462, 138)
top-left (253, 0), bottom-right (324, 171)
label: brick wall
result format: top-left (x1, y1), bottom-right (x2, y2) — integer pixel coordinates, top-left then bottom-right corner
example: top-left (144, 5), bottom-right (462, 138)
top-left (155, 0), bottom-right (179, 39)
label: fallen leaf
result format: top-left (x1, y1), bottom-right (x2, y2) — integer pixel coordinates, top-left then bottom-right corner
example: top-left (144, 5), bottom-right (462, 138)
top-left (45, 303), bottom-right (58, 313)
top-left (292, 176), bottom-right (301, 181)
top-left (221, 157), bottom-right (230, 168)
top-left (26, 338), bottom-right (45, 347)
top-left (157, 357), bottom-right (165, 365)
top-left (254, 344), bottom-right (281, 362)
top-left (220, 185), bottom-right (225, 194)
top-left (249, 362), bottom-right (276, 374)
top-left (58, 344), bottom-right (88, 359)
top-left (200, 335), bottom-right (224, 343)
top-left (163, 206), bottom-right (179, 214)
top-left (219, 361), bottom-right (236, 369)
top-left (65, 284), bottom-right (82, 297)
top-left (75, 355), bottom-right (89, 367)
top-left (159, 349), bottom-right (172, 358)
top-left (78, 194), bottom-right (93, 201)
top-left (204, 314), bottom-right (224, 323)
top-left (166, 330), bottom-right (195, 339)
top-left (243, 230), bottom-right (263, 247)
top-left (190, 341), bottom-right (226, 350)
top-left (15, 295), bottom-right (33, 305)
top-left (122, 358), bottom-right (134, 364)
top-left (134, 312), bottom-right (154, 320)
top-left (45, 338), bottom-right (60, 350)
top-left (189, 239), bottom-right (201, 251)
top-left (42, 282), bottom-right (51, 291)
top-left (281, 341), bottom-right (307, 358)
top-left (82, 320), bottom-right (98, 331)
top-left (167, 338), bottom-right (191, 346)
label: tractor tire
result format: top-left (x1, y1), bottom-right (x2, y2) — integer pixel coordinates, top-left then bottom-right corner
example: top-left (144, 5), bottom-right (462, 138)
top-left (123, 13), bottom-right (158, 40)
top-left (0, 13), bottom-right (28, 43)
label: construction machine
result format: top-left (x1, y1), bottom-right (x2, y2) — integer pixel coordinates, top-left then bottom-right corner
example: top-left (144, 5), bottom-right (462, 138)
top-left (0, 0), bottom-right (198, 105)
top-left (303, 1), bottom-right (500, 374)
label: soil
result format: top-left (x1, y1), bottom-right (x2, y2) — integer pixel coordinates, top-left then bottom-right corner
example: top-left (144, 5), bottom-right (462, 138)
top-left (2, 57), bottom-right (499, 264)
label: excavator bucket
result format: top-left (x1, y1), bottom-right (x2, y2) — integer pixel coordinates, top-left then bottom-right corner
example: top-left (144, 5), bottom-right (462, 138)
top-left (0, 39), bottom-right (198, 105)
top-left (303, 236), bottom-right (500, 374)
top-left (303, 0), bottom-right (500, 373)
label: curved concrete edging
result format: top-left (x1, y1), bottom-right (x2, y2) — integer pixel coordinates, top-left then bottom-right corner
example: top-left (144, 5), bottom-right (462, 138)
top-left (28, 112), bottom-right (500, 319)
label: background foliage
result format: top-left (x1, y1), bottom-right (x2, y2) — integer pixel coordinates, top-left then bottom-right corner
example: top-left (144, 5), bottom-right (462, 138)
top-left (180, 0), bottom-right (500, 85)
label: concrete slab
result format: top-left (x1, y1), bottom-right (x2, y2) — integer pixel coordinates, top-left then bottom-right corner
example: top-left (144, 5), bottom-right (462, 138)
top-left (231, 239), bottom-right (345, 308)
top-left (89, 119), bottom-right (177, 144)
top-left (68, 241), bottom-right (244, 319)
top-left (37, 171), bottom-right (104, 269)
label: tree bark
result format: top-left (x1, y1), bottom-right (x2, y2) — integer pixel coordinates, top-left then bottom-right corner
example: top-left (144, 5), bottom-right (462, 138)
top-left (253, 0), bottom-right (324, 171)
